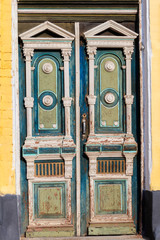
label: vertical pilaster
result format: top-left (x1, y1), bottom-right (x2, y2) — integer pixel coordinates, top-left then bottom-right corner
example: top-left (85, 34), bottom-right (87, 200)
top-left (123, 47), bottom-right (134, 135)
top-left (62, 49), bottom-right (72, 139)
top-left (23, 48), bottom-right (34, 138)
top-left (87, 47), bottom-right (97, 135)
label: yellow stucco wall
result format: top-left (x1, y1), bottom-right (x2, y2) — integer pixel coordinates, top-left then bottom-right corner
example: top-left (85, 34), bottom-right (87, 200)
top-left (0, 0), bottom-right (15, 194)
top-left (150, 0), bottom-right (160, 190)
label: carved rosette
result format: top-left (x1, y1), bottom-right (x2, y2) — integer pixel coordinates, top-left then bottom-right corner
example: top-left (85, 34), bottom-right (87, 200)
top-left (104, 92), bottom-right (115, 104)
top-left (104, 61), bottom-right (115, 72)
top-left (42, 95), bottom-right (53, 106)
top-left (42, 62), bottom-right (53, 74)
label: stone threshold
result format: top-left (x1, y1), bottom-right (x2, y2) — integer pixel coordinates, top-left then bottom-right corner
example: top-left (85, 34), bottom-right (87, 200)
top-left (21, 235), bottom-right (144, 240)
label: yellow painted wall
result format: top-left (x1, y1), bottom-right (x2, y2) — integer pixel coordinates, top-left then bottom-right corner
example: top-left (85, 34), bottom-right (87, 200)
top-left (0, 0), bottom-right (15, 194)
top-left (150, 0), bottom-right (160, 190)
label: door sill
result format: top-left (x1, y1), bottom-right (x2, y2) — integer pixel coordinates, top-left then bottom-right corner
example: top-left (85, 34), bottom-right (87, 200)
top-left (21, 235), bottom-right (144, 240)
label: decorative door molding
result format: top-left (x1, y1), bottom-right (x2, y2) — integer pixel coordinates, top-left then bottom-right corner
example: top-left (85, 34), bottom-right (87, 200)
top-left (84, 20), bottom-right (138, 234)
top-left (20, 22), bottom-right (76, 236)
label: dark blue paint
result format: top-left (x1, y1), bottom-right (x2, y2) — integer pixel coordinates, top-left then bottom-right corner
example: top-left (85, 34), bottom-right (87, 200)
top-left (102, 145), bottom-right (122, 151)
top-left (80, 41), bottom-right (90, 235)
top-left (39, 147), bottom-right (60, 154)
top-left (19, 45), bottom-right (29, 235)
top-left (62, 147), bottom-right (76, 153)
top-left (23, 149), bottom-right (37, 155)
top-left (131, 42), bottom-right (140, 231)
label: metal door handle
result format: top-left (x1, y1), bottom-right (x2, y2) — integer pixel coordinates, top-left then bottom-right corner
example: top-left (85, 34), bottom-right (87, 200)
top-left (82, 114), bottom-right (87, 135)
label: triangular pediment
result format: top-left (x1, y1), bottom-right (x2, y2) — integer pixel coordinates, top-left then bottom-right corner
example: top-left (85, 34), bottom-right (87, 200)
top-left (84, 20), bottom-right (138, 38)
top-left (20, 21), bottom-right (75, 39)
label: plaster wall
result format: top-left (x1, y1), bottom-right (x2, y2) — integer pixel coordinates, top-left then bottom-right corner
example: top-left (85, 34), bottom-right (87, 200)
top-left (150, 0), bottom-right (160, 190)
top-left (0, 0), bottom-right (15, 195)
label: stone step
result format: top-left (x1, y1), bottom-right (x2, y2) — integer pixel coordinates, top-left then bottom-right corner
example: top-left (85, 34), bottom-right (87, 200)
top-left (21, 235), bottom-right (144, 240)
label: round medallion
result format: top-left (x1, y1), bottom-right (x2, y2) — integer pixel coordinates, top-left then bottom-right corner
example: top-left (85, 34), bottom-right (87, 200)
top-left (42, 63), bottom-right (53, 74)
top-left (100, 89), bottom-right (119, 108)
top-left (104, 92), bottom-right (116, 104)
top-left (39, 91), bottom-right (57, 110)
top-left (42, 95), bottom-right (53, 106)
top-left (104, 61), bottom-right (115, 72)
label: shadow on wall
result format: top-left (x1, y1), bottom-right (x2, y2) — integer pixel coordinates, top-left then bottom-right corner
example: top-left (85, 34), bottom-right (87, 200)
top-left (0, 195), bottom-right (20, 240)
top-left (143, 190), bottom-right (160, 240)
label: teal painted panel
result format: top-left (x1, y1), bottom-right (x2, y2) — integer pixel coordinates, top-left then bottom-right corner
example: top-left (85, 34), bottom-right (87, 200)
top-left (34, 182), bottom-right (66, 219)
top-left (94, 179), bottom-right (127, 215)
top-left (95, 50), bottom-right (126, 133)
top-left (32, 52), bottom-right (64, 136)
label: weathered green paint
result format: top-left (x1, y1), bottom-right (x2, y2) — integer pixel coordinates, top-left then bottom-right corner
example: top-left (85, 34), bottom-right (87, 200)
top-left (98, 184), bottom-right (122, 212)
top-left (101, 104), bottom-right (119, 127)
top-left (39, 187), bottom-right (62, 216)
top-left (94, 180), bottom-right (126, 215)
top-left (95, 50), bottom-right (125, 133)
top-left (32, 52), bottom-right (63, 135)
top-left (26, 228), bottom-right (74, 238)
top-left (100, 55), bottom-right (121, 128)
top-left (101, 57), bottom-right (118, 92)
top-left (34, 182), bottom-right (66, 219)
top-left (88, 223), bottom-right (136, 235)
top-left (39, 107), bottom-right (57, 129)
top-left (38, 58), bottom-right (57, 129)
top-left (38, 59), bottom-right (57, 94)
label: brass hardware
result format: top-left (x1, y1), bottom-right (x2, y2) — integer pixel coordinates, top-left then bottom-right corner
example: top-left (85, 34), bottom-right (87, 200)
top-left (82, 113), bottom-right (87, 139)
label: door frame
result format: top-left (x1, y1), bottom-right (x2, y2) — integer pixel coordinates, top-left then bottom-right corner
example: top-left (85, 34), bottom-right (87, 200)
top-left (12, 2), bottom-right (151, 236)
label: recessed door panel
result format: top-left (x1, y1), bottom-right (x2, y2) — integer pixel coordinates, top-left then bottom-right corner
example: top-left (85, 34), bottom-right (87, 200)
top-left (95, 51), bottom-right (125, 132)
top-left (32, 52), bottom-right (63, 135)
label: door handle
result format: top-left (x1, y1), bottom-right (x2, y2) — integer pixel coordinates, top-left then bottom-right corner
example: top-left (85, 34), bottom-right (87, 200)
top-left (82, 113), bottom-right (87, 137)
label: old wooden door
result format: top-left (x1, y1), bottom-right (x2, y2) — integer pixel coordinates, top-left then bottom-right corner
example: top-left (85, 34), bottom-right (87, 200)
top-left (19, 21), bottom-right (139, 237)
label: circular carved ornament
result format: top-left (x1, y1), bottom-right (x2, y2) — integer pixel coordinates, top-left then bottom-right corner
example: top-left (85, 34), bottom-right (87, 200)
top-left (39, 91), bottom-right (57, 110)
top-left (42, 95), bottom-right (53, 106)
top-left (42, 63), bottom-right (53, 74)
top-left (104, 92), bottom-right (116, 104)
top-left (104, 61), bottom-right (115, 72)
top-left (100, 88), bottom-right (119, 108)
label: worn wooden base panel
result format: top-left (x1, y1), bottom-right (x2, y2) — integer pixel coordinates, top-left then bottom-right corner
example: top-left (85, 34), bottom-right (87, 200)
top-left (26, 227), bottom-right (74, 238)
top-left (88, 223), bottom-right (136, 236)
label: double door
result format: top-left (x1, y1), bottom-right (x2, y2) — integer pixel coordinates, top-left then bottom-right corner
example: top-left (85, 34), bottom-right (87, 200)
top-left (19, 21), bottom-right (139, 237)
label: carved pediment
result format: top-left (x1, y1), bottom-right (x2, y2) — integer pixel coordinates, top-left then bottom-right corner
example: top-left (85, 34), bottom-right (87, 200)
top-left (84, 20), bottom-right (138, 38)
top-left (84, 20), bottom-right (138, 49)
top-left (19, 21), bottom-right (75, 40)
